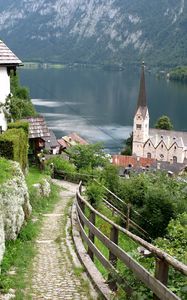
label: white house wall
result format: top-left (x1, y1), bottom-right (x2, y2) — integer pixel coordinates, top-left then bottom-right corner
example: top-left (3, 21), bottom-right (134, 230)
top-left (0, 67), bottom-right (10, 103)
top-left (0, 67), bottom-right (10, 131)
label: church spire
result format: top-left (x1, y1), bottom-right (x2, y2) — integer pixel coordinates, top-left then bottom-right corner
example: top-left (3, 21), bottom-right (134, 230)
top-left (137, 61), bottom-right (147, 109)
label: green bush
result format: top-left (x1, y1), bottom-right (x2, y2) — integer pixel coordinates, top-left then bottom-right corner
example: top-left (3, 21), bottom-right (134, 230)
top-left (0, 128), bottom-right (28, 171)
top-left (8, 121), bottom-right (29, 137)
top-left (86, 181), bottom-right (106, 208)
top-left (67, 143), bottom-right (108, 170)
top-left (5, 96), bottom-right (37, 122)
top-left (47, 156), bottom-right (76, 172)
top-left (46, 156), bottom-right (77, 181)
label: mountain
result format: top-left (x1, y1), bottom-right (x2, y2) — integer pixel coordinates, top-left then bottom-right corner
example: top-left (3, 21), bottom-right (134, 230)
top-left (0, 0), bottom-right (186, 67)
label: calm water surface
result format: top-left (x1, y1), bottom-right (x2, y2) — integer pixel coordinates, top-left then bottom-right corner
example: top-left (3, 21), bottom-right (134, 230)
top-left (19, 68), bottom-right (187, 153)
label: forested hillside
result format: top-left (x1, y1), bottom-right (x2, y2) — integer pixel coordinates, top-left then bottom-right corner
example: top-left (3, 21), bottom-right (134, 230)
top-left (0, 0), bottom-right (186, 66)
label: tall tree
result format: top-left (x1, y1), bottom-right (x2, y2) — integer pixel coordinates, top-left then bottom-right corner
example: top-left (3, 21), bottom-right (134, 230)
top-left (155, 115), bottom-right (173, 130)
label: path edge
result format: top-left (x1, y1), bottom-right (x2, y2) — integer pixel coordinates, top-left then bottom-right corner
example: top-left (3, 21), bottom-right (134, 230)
top-left (71, 201), bottom-right (113, 300)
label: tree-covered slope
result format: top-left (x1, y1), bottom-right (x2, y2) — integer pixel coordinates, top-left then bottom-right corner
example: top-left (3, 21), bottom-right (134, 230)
top-left (0, 0), bottom-right (186, 66)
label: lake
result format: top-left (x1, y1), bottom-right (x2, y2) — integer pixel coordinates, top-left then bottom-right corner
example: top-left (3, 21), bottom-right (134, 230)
top-left (19, 67), bottom-right (187, 153)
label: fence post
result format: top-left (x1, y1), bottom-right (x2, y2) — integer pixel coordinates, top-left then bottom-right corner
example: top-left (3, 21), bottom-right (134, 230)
top-left (153, 258), bottom-right (169, 300)
top-left (87, 211), bottom-right (96, 261)
top-left (77, 192), bottom-right (85, 228)
top-left (126, 204), bottom-right (131, 231)
top-left (108, 225), bottom-right (119, 291)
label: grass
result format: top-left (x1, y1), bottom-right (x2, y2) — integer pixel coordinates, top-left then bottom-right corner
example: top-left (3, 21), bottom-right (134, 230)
top-left (0, 166), bottom-right (61, 299)
top-left (0, 158), bottom-right (13, 184)
top-left (25, 166), bottom-right (48, 187)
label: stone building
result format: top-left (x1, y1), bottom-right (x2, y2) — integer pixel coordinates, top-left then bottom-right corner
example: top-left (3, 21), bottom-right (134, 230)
top-left (0, 40), bottom-right (22, 131)
top-left (132, 63), bottom-right (187, 164)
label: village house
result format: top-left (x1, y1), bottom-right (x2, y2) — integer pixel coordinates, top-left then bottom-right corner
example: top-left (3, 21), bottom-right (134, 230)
top-left (0, 40), bottom-right (22, 132)
top-left (58, 132), bottom-right (88, 152)
top-left (23, 116), bottom-right (59, 156)
top-left (132, 63), bottom-right (187, 164)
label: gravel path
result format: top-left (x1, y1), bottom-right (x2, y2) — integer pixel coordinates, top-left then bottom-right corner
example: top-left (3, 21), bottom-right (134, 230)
top-left (28, 180), bottom-right (97, 300)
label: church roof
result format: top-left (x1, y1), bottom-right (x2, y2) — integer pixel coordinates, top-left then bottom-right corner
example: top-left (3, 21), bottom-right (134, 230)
top-left (149, 128), bottom-right (187, 148)
top-left (136, 62), bottom-right (148, 118)
top-left (0, 40), bottom-right (22, 66)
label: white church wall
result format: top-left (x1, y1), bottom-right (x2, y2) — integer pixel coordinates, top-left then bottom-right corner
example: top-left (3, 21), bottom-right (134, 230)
top-left (155, 142), bottom-right (168, 162)
top-left (132, 142), bottom-right (144, 157)
top-left (168, 144), bottom-right (184, 163)
top-left (143, 141), bottom-right (156, 159)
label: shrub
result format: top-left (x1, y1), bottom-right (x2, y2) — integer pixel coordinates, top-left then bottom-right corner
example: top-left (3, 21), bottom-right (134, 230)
top-left (8, 121), bottom-right (29, 137)
top-left (67, 143), bottom-right (108, 170)
top-left (0, 128), bottom-right (28, 171)
top-left (86, 181), bottom-right (106, 208)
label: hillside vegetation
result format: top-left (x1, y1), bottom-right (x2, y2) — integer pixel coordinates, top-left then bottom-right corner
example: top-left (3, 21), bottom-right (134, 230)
top-left (0, 0), bottom-right (186, 66)
top-left (169, 66), bottom-right (187, 83)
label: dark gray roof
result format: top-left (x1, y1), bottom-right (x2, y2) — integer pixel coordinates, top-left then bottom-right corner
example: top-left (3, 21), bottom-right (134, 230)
top-left (0, 40), bottom-right (22, 66)
top-left (136, 63), bottom-right (147, 118)
top-left (149, 128), bottom-right (187, 148)
top-left (44, 130), bottom-right (59, 149)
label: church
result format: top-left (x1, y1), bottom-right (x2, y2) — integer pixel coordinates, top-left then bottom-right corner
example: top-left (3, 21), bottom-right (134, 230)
top-left (132, 63), bottom-right (187, 164)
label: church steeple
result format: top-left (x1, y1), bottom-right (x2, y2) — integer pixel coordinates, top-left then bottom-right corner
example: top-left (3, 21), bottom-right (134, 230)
top-left (132, 62), bottom-right (150, 156)
top-left (137, 61), bottom-right (147, 110)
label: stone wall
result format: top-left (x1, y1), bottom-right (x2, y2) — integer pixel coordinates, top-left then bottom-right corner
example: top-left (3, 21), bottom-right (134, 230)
top-left (0, 161), bottom-right (32, 265)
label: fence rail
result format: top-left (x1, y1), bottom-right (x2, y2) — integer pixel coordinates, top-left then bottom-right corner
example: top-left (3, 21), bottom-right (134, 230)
top-left (75, 181), bottom-right (187, 300)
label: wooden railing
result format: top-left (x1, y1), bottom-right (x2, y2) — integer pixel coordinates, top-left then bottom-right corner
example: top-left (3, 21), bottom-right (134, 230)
top-left (94, 179), bottom-right (152, 240)
top-left (75, 182), bottom-right (187, 300)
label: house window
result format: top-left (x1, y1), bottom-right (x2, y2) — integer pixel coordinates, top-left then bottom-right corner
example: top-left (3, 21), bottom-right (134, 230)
top-left (173, 156), bottom-right (177, 163)
top-left (149, 143), bottom-right (151, 147)
top-left (147, 153), bottom-right (151, 158)
top-left (136, 124), bottom-right (142, 129)
top-left (160, 154), bottom-right (164, 160)
top-left (174, 146), bottom-right (177, 150)
top-left (161, 144), bottom-right (164, 148)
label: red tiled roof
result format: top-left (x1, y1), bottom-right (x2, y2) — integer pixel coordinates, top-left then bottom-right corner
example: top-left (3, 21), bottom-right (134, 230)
top-left (0, 40), bottom-right (22, 65)
top-left (58, 139), bottom-right (68, 148)
top-left (112, 155), bottom-right (155, 167)
top-left (69, 132), bottom-right (88, 145)
top-left (58, 132), bottom-right (88, 149)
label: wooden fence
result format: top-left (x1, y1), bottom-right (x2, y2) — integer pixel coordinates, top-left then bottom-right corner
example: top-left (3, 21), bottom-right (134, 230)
top-left (75, 182), bottom-right (187, 300)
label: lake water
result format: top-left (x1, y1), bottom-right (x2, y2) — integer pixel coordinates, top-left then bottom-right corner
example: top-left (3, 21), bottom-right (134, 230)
top-left (19, 67), bottom-right (187, 153)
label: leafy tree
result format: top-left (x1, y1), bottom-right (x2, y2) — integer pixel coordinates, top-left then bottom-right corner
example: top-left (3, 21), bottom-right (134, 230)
top-left (109, 172), bottom-right (186, 238)
top-left (121, 132), bottom-right (133, 156)
top-left (139, 186), bottom-right (175, 238)
top-left (169, 66), bottom-right (187, 83)
top-left (155, 212), bottom-right (187, 261)
top-left (86, 181), bottom-right (106, 208)
top-left (155, 115), bottom-right (173, 130)
top-left (5, 97), bottom-right (36, 122)
top-left (4, 72), bottom-right (37, 121)
top-left (67, 143), bottom-right (108, 170)
top-left (155, 213), bottom-right (187, 299)
top-left (10, 72), bottom-right (30, 100)
top-left (101, 163), bottom-right (119, 193)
